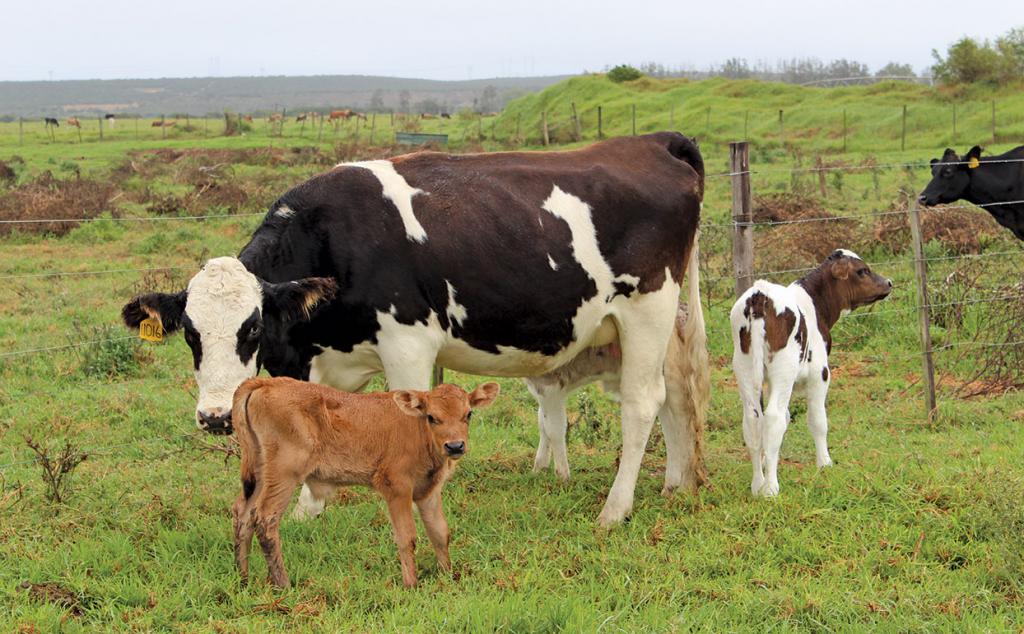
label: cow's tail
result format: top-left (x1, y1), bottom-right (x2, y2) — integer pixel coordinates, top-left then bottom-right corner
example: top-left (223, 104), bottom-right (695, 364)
top-left (680, 235), bottom-right (710, 489)
top-left (232, 378), bottom-right (271, 501)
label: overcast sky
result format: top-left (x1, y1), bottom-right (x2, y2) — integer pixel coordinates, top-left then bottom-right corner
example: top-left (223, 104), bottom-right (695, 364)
top-left (0, 0), bottom-right (1019, 82)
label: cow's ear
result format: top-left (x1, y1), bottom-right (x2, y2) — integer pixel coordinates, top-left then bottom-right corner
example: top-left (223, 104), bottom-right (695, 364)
top-left (930, 158), bottom-right (938, 166)
top-left (964, 145), bottom-right (983, 169)
top-left (830, 259), bottom-right (853, 281)
top-left (468, 382), bottom-right (501, 409)
top-left (262, 277), bottom-right (338, 323)
top-left (394, 391), bottom-right (427, 417)
top-left (942, 148), bottom-right (958, 161)
top-left (122, 291), bottom-right (187, 334)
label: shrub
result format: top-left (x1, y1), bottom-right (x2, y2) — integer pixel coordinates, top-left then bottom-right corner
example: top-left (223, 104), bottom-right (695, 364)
top-left (73, 323), bottom-right (143, 378)
top-left (607, 65), bottom-right (643, 83)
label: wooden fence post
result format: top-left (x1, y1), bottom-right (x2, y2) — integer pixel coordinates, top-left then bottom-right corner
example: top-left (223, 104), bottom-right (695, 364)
top-left (842, 109), bottom-right (847, 152)
top-left (98, 116), bottom-right (103, 141)
top-left (541, 110), bottom-right (549, 146)
top-left (908, 198), bottom-right (937, 418)
top-left (570, 102), bottom-right (581, 141)
top-left (161, 114), bottom-right (166, 139)
top-left (631, 103), bottom-right (636, 136)
top-left (318, 114), bottom-right (325, 143)
top-left (991, 100), bottom-right (996, 143)
top-left (901, 104), bottom-right (907, 151)
top-left (18, 117), bottom-right (23, 145)
top-left (778, 109), bottom-right (784, 146)
top-left (815, 156), bottom-right (827, 198)
top-left (370, 112), bottom-right (377, 144)
top-left (597, 106), bottom-right (603, 139)
top-left (730, 141), bottom-right (754, 297)
top-left (515, 113), bottom-right (522, 143)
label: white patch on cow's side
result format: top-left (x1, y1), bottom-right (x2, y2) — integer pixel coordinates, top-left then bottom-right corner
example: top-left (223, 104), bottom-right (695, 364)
top-left (274, 205), bottom-right (295, 218)
top-left (445, 281), bottom-right (468, 327)
top-left (614, 273), bottom-right (640, 287)
top-left (547, 254), bottom-right (558, 271)
top-left (343, 160), bottom-right (427, 243)
top-left (389, 304), bottom-right (398, 316)
top-left (183, 257), bottom-right (264, 421)
top-left (542, 185), bottom-right (614, 292)
top-left (837, 248), bottom-right (860, 260)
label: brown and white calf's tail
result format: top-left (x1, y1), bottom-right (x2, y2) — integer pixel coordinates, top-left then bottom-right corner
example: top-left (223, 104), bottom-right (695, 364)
top-left (232, 378), bottom-right (271, 500)
top-left (680, 235), bottom-right (710, 488)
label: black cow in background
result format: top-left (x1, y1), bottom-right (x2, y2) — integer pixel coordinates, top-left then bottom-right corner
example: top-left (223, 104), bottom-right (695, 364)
top-left (919, 145), bottom-right (1024, 241)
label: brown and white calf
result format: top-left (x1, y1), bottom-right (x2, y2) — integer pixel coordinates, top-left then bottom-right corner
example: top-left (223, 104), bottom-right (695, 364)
top-left (230, 377), bottom-right (500, 589)
top-left (525, 248), bottom-right (709, 493)
top-left (730, 249), bottom-right (891, 497)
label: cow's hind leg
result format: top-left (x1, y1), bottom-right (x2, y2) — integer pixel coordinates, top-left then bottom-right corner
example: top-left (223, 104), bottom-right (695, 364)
top-left (232, 490), bottom-right (257, 584)
top-left (529, 384), bottom-right (571, 481)
top-left (598, 288), bottom-right (677, 527)
top-left (254, 475), bottom-right (302, 589)
top-left (760, 361), bottom-right (799, 497)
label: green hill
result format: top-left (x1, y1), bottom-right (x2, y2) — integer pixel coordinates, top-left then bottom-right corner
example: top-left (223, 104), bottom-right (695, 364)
top-left (494, 75), bottom-right (1024, 158)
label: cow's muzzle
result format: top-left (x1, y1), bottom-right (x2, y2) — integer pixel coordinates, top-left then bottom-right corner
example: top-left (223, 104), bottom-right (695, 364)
top-left (197, 409), bottom-right (233, 435)
top-left (444, 441), bottom-right (466, 458)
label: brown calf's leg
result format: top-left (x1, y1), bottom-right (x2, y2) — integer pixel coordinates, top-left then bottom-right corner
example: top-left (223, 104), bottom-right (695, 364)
top-left (415, 489), bottom-right (451, 574)
top-left (254, 477), bottom-right (300, 589)
top-left (384, 491), bottom-right (419, 587)
top-left (231, 491), bottom-right (257, 584)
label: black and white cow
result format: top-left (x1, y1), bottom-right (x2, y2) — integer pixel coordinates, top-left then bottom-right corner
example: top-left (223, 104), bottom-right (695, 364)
top-left (919, 145), bottom-right (1024, 241)
top-left (123, 132), bottom-right (705, 526)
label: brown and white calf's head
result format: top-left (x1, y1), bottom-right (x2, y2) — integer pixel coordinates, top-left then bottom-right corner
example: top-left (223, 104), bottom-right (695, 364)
top-left (822, 249), bottom-right (892, 313)
top-left (121, 257), bottom-right (336, 434)
top-left (393, 383), bottom-right (501, 459)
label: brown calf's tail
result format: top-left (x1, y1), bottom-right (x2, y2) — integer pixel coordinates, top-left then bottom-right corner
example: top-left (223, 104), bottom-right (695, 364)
top-left (680, 234), bottom-right (710, 489)
top-left (232, 378), bottom-right (270, 500)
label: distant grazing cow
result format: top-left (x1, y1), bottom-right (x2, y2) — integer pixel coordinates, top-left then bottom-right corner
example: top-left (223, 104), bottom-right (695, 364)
top-left (231, 377), bottom-right (500, 588)
top-left (66, 117), bottom-right (80, 128)
top-left (151, 120), bottom-right (176, 128)
top-left (420, 112), bottom-right (437, 119)
top-left (525, 249), bottom-right (708, 493)
top-left (440, 113), bottom-right (451, 119)
top-left (328, 109), bottom-right (353, 121)
top-left (122, 132), bottom-right (705, 526)
top-left (104, 113), bottom-right (116, 127)
top-left (151, 120), bottom-right (163, 127)
top-left (919, 145), bottom-right (1024, 241)
top-left (268, 113), bottom-right (283, 123)
top-left (242, 115), bottom-right (254, 123)
top-left (731, 250), bottom-right (892, 498)
top-left (44, 117), bottom-right (59, 127)
top-left (295, 113), bottom-right (307, 122)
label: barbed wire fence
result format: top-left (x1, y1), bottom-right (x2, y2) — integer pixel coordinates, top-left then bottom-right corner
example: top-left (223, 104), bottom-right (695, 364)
top-left (2, 138), bottom-right (1022, 478)
top-left (703, 140), bottom-right (1023, 417)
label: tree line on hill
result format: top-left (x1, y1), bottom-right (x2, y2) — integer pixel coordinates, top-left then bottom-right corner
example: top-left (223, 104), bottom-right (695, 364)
top-left (613, 26), bottom-right (1024, 87)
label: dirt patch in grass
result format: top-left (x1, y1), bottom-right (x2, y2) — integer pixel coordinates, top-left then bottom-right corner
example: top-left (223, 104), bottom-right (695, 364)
top-left (753, 193), bottom-right (859, 272)
top-left (0, 172), bottom-right (117, 236)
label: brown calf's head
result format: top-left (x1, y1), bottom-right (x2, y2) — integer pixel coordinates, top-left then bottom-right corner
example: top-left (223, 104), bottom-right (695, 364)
top-left (824, 249), bottom-right (892, 312)
top-left (393, 382), bottom-right (501, 459)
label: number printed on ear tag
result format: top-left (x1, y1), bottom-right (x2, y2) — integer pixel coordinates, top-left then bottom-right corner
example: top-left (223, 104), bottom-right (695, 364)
top-left (139, 317), bottom-right (164, 343)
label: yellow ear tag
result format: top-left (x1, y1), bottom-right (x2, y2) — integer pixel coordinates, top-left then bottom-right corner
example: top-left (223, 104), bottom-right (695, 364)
top-left (968, 157), bottom-right (980, 169)
top-left (139, 317), bottom-right (164, 343)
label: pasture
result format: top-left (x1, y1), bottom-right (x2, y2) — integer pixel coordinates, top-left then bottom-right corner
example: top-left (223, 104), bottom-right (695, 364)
top-left (1, 77), bottom-right (1023, 631)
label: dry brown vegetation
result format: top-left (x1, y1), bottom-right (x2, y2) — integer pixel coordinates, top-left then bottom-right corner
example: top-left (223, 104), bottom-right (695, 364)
top-left (0, 172), bottom-right (117, 236)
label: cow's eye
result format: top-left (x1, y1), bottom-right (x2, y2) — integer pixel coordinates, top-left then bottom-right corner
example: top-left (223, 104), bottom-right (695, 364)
top-left (427, 414), bottom-right (437, 425)
top-left (858, 268), bottom-right (867, 277)
top-left (466, 411), bottom-right (473, 423)
top-left (248, 324), bottom-right (262, 339)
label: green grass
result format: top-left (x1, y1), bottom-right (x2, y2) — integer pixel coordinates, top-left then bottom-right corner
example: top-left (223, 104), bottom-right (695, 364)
top-left (1, 75), bottom-right (1023, 631)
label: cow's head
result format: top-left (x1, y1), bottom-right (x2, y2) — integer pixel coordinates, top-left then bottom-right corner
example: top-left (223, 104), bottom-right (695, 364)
top-left (122, 257), bottom-right (336, 434)
top-left (919, 146), bottom-right (982, 206)
top-left (393, 382), bottom-right (500, 460)
top-left (825, 249), bottom-right (892, 310)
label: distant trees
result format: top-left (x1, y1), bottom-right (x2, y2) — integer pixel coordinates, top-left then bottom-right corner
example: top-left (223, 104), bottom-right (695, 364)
top-left (875, 62), bottom-right (916, 78)
top-left (931, 26), bottom-right (1024, 85)
top-left (629, 57), bottom-right (911, 85)
top-left (607, 65), bottom-right (643, 83)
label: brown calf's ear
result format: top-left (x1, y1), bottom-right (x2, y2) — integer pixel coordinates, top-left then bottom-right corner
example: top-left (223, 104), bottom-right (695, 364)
top-left (121, 291), bottom-right (187, 334)
top-left (469, 382), bottom-right (501, 409)
top-left (394, 391), bottom-right (427, 417)
top-left (830, 259), bottom-right (853, 280)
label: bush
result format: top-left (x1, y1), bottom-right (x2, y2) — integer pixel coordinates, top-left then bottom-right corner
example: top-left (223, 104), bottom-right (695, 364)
top-left (607, 65), bottom-right (643, 83)
top-left (932, 27), bottom-right (1024, 85)
top-left (73, 323), bottom-right (144, 378)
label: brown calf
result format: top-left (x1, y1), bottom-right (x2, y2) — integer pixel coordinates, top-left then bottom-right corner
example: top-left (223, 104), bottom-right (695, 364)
top-left (66, 117), bottom-right (81, 128)
top-left (231, 377), bottom-right (500, 589)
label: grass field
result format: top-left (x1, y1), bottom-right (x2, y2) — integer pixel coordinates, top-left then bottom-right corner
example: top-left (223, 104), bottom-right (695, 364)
top-left (1, 75), bottom-right (1023, 631)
